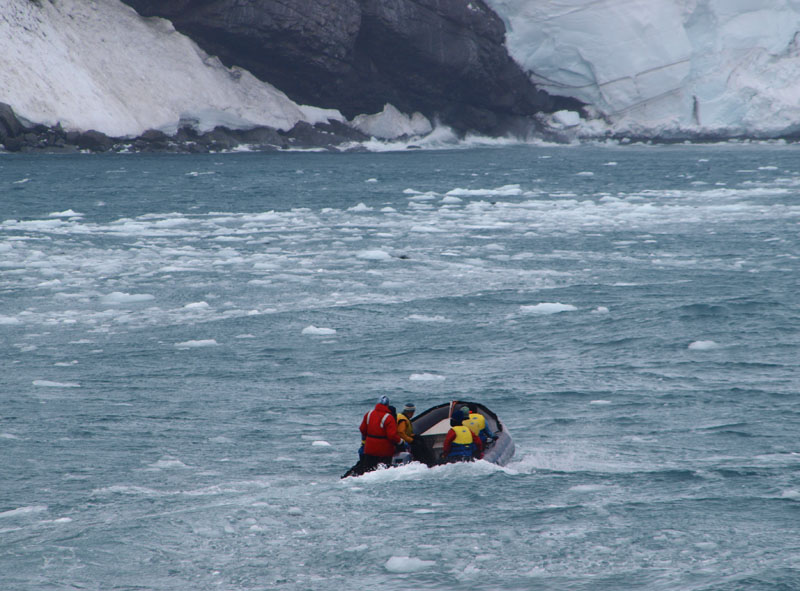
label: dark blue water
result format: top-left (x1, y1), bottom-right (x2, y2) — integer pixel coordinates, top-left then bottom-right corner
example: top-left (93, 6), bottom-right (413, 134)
top-left (2, 144), bottom-right (799, 590)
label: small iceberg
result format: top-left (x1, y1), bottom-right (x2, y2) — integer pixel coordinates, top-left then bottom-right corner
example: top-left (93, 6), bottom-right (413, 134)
top-left (384, 556), bottom-right (436, 573)
top-left (302, 325), bottom-right (337, 336)
top-left (688, 340), bottom-right (719, 350)
top-left (175, 339), bottom-right (218, 349)
top-left (520, 302), bottom-right (577, 315)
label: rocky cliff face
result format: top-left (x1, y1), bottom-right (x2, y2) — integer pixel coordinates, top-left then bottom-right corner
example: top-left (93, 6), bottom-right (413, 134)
top-left (121, 0), bottom-right (581, 135)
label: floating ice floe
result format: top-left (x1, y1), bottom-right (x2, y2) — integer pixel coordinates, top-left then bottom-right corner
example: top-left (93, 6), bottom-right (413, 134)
top-left (569, 484), bottom-right (610, 493)
top-left (385, 556), bottom-right (436, 573)
top-left (440, 195), bottom-right (463, 204)
top-left (407, 314), bottom-right (451, 323)
top-left (48, 209), bottom-right (83, 218)
top-left (356, 249), bottom-right (392, 261)
top-left (209, 436), bottom-right (233, 444)
top-left (182, 301), bottom-right (210, 310)
top-left (175, 339), bottom-right (218, 349)
top-left (520, 303), bottom-right (578, 314)
top-left (100, 292), bottom-right (156, 305)
top-left (409, 373), bottom-right (445, 382)
top-left (149, 458), bottom-right (189, 469)
top-left (33, 380), bottom-right (80, 388)
top-left (445, 184), bottom-right (523, 197)
top-left (0, 505), bottom-right (47, 518)
top-left (688, 340), bottom-right (719, 350)
top-left (301, 325), bottom-right (337, 336)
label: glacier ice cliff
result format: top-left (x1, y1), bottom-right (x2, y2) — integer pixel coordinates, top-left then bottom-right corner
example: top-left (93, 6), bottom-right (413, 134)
top-left (485, 0), bottom-right (800, 138)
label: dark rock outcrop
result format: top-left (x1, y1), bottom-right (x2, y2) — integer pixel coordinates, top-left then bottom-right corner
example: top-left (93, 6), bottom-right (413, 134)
top-left (0, 103), bottom-right (25, 141)
top-left (75, 130), bottom-right (115, 152)
top-left (0, 103), bottom-right (370, 153)
top-left (121, 0), bottom-right (583, 136)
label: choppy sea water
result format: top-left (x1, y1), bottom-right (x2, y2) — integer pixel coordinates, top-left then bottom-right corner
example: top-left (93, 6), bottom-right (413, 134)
top-left (1, 144), bottom-right (799, 591)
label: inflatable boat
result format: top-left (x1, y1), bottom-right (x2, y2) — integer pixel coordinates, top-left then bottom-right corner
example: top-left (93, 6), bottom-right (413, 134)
top-left (393, 401), bottom-right (515, 467)
top-left (342, 401), bottom-right (514, 477)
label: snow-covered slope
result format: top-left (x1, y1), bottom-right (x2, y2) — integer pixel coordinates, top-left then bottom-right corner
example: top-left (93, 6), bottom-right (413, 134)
top-left (0, 0), bottom-right (327, 137)
top-left (486, 0), bottom-right (800, 137)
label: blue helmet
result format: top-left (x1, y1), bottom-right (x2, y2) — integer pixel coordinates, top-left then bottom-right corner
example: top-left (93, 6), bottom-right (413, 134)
top-left (378, 395), bottom-right (390, 406)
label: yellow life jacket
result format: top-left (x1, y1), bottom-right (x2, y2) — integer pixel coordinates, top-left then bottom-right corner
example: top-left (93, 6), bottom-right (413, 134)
top-left (451, 425), bottom-right (473, 445)
top-left (396, 413), bottom-right (414, 442)
top-left (397, 413), bottom-right (413, 434)
top-left (466, 412), bottom-right (486, 436)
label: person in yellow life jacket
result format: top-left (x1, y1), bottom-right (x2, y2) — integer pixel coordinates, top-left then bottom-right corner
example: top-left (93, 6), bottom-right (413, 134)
top-left (396, 403), bottom-right (416, 448)
top-left (442, 410), bottom-right (483, 462)
top-left (463, 403), bottom-right (496, 445)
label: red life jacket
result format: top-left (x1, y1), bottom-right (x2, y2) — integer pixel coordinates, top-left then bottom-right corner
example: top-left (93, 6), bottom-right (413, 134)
top-left (360, 403), bottom-right (400, 457)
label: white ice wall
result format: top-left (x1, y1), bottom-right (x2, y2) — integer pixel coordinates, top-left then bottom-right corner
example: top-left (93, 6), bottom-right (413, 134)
top-left (0, 0), bottom-right (311, 137)
top-left (486, 0), bottom-right (800, 136)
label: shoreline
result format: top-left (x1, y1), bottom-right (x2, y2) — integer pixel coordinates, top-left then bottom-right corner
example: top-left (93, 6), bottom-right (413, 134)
top-left (4, 103), bottom-right (800, 155)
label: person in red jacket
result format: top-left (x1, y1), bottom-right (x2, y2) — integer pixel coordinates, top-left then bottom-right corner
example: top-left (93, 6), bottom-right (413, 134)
top-left (342, 396), bottom-right (402, 478)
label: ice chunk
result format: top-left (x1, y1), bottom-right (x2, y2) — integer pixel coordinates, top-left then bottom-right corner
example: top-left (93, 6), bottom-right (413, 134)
top-left (100, 292), bottom-right (155, 305)
top-left (551, 110), bottom-right (581, 128)
top-left (409, 373), bottom-right (445, 381)
top-left (350, 104), bottom-right (433, 139)
top-left (385, 556), bottom-right (436, 573)
top-left (48, 209), bottom-right (83, 218)
top-left (183, 301), bottom-right (210, 310)
top-left (33, 380), bottom-right (80, 388)
top-left (688, 340), bottom-right (719, 350)
top-left (301, 325), bottom-right (337, 336)
top-left (149, 458), bottom-right (188, 469)
top-left (520, 303), bottom-right (578, 314)
top-left (446, 184), bottom-right (522, 197)
top-left (175, 339), bottom-right (218, 349)
top-left (357, 249), bottom-right (392, 261)
top-left (0, 506), bottom-right (48, 518)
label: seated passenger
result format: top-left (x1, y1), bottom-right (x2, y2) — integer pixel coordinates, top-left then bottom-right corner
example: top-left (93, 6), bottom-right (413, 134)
top-left (442, 410), bottom-right (483, 462)
top-left (396, 403), bottom-right (416, 450)
top-left (463, 403), bottom-right (496, 445)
